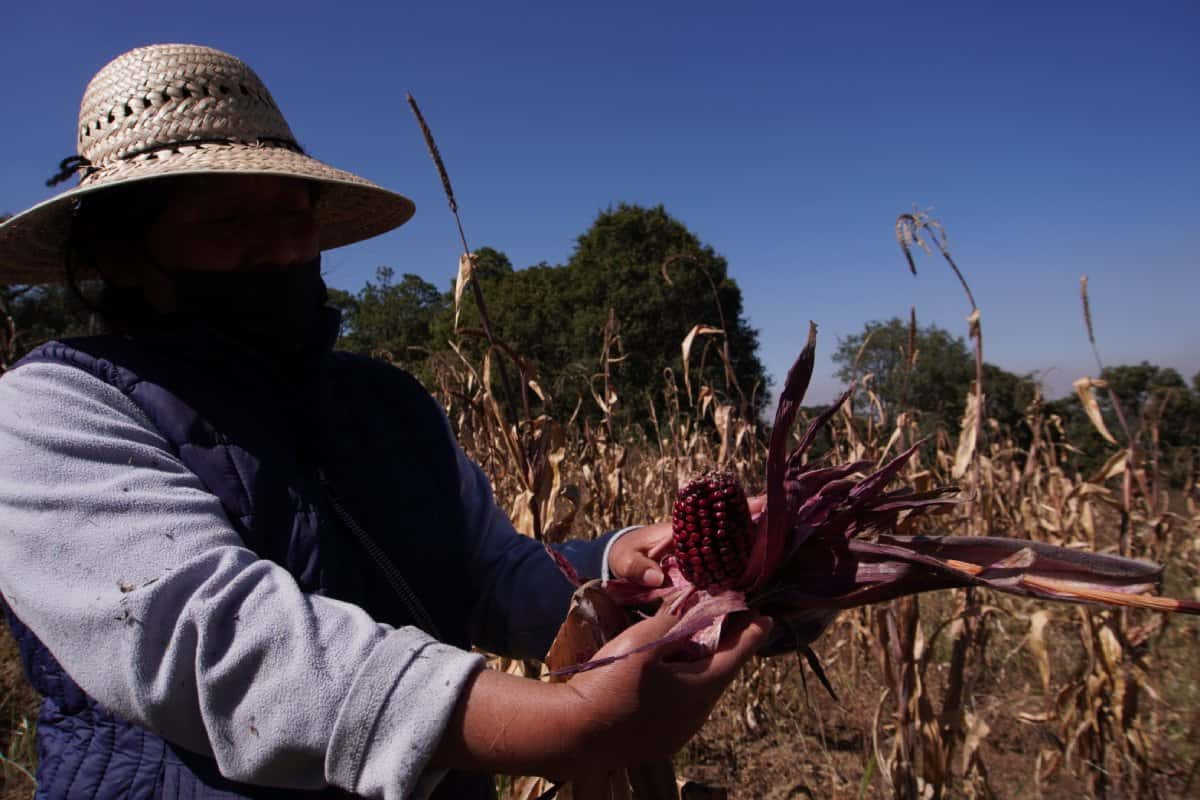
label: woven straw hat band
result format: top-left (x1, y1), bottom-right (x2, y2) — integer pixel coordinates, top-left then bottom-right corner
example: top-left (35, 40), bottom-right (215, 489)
top-left (76, 45), bottom-right (299, 183)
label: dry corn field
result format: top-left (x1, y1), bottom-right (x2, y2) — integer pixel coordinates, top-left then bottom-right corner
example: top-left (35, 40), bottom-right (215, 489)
top-left (1, 318), bottom-right (1198, 800)
top-left (1, 199), bottom-right (1197, 798)
top-left (428, 321), bottom-right (1199, 800)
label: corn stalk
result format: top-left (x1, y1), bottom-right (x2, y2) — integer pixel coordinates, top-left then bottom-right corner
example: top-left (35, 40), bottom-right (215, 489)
top-left (891, 209), bottom-right (991, 797)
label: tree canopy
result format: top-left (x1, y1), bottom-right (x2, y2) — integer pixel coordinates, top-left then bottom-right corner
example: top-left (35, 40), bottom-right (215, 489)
top-left (832, 317), bottom-right (1035, 435)
top-left (563, 204), bottom-right (765, 419)
top-left (349, 205), bottom-right (771, 423)
top-left (1049, 361), bottom-right (1200, 483)
top-left (329, 266), bottom-right (447, 367)
top-left (828, 319), bottom-right (1199, 485)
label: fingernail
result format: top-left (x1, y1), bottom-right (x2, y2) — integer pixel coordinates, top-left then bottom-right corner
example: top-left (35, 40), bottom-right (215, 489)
top-left (643, 567), bottom-right (664, 586)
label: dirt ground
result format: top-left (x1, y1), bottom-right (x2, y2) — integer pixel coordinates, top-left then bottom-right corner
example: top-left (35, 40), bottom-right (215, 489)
top-left (674, 597), bottom-right (1200, 799)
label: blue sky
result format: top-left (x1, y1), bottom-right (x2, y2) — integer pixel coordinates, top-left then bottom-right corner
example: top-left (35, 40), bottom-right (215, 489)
top-left (4, 1), bottom-right (1197, 404)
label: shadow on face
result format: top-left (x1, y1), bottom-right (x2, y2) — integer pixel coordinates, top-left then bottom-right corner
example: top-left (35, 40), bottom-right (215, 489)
top-left (70, 174), bottom-right (321, 318)
top-left (145, 174), bottom-right (320, 273)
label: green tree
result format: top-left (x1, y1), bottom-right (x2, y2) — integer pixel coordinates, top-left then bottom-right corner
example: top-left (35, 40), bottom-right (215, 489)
top-left (438, 259), bottom-right (579, 391)
top-left (430, 208), bottom-right (768, 425)
top-left (334, 267), bottom-right (447, 372)
top-left (1101, 363), bottom-right (1195, 437)
top-left (563, 204), bottom-right (767, 420)
top-left (428, 247), bottom-right (583, 409)
top-left (1051, 362), bottom-right (1200, 484)
top-left (832, 318), bottom-right (1035, 436)
top-left (465, 246), bottom-right (515, 284)
top-left (1, 281), bottom-right (92, 371)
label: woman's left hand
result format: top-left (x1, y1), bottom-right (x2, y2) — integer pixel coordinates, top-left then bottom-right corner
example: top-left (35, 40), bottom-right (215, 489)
top-left (608, 494), bottom-right (766, 588)
top-left (607, 523), bottom-right (673, 587)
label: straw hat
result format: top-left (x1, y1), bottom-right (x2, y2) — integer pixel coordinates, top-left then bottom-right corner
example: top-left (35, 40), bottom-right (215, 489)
top-left (0, 44), bottom-right (415, 284)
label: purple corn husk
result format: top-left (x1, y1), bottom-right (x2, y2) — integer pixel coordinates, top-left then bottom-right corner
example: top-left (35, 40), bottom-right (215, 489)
top-left (743, 322), bottom-right (818, 591)
top-left (757, 535), bottom-right (1170, 612)
top-left (550, 590), bottom-right (749, 677)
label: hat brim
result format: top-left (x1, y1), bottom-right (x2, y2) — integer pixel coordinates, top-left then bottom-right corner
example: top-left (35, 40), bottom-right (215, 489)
top-left (0, 142), bottom-right (415, 284)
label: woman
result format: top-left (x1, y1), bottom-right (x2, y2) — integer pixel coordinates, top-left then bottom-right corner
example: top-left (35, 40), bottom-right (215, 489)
top-left (0, 44), bottom-right (769, 799)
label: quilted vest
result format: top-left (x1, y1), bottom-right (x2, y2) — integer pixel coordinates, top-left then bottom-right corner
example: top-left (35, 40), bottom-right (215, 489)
top-left (1, 314), bottom-right (515, 799)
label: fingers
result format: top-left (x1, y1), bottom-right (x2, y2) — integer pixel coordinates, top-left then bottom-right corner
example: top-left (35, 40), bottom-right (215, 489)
top-left (717, 614), bottom-right (773, 665)
top-left (671, 614), bottom-right (773, 683)
top-left (625, 554), bottom-right (665, 587)
top-left (595, 605), bottom-right (679, 659)
top-left (610, 523), bottom-right (672, 585)
top-left (646, 536), bottom-right (674, 562)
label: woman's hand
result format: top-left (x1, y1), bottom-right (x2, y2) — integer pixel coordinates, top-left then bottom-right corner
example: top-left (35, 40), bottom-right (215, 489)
top-left (432, 602), bottom-right (771, 780)
top-left (436, 494), bottom-right (772, 779)
top-left (607, 523), bottom-right (672, 586)
top-left (562, 605), bottom-right (772, 766)
top-left (608, 495), bottom-right (766, 587)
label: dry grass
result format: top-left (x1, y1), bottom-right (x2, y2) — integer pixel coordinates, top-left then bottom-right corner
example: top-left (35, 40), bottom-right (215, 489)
top-left (0, 624), bottom-right (37, 800)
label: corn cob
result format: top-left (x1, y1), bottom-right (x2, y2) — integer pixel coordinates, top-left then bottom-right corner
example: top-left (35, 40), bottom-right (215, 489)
top-left (671, 471), bottom-right (752, 590)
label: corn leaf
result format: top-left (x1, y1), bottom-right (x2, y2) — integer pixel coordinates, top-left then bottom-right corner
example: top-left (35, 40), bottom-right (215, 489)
top-left (745, 322), bottom-right (817, 590)
top-left (1073, 377), bottom-right (1119, 445)
top-left (952, 391), bottom-right (979, 479)
top-left (453, 252), bottom-right (476, 330)
top-left (680, 325), bottom-right (723, 404)
top-left (1027, 610), bottom-right (1052, 694)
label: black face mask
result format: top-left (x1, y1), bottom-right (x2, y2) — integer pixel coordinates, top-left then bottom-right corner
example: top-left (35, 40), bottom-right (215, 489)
top-left (161, 256), bottom-right (332, 361)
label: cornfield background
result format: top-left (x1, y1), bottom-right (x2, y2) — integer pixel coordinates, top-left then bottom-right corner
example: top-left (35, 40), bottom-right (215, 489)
top-left (1, 236), bottom-right (1198, 799)
top-left (428, 288), bottom-right (1200, 800)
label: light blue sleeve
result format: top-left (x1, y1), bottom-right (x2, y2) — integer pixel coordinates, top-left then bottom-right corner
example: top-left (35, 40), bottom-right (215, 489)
top-left (0, 361), bottom-right (482, 800)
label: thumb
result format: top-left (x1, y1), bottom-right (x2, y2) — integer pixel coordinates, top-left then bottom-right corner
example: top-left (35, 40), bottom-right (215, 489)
top-left (623, 553), bottom-right (665, 587)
